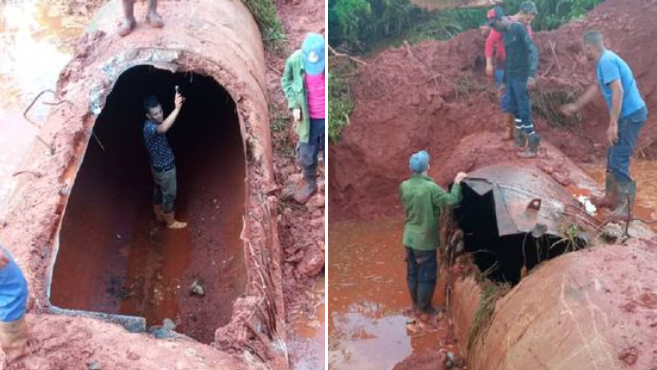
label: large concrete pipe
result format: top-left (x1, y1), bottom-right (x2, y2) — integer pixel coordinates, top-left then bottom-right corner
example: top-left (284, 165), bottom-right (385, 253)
top-left (469, 240), bottom-right (657, 369)
top-left (1, 0), bottom-right (286, 367)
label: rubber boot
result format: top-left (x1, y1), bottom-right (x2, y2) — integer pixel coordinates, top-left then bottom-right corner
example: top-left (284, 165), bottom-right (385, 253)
top-left (615, 180), bottom-right (637, 218)
top-left (0, 317), bottom-right (29, 363)
top-left (514, 127), bottom-right (527, 150)
top-left (152, 204), bottom-right (164, 222)
top-left (162, 211), bottom-right (187, 229)
top-left (517, 133), bottom-right (540, 158)
top-left (502, 114), bottom-right (515, 141)
top-left (416, 281), bottom-right (438, 315)
top-left (592, 172), bottom-right (619, 210)
top-left (407, 277), bottom-right (419, 312)
top-left (294, 165), bottom-right (318, 204)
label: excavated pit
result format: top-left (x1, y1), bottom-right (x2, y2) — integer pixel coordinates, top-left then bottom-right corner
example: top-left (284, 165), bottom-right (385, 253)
top-left (49, 66), bottom-right (246, 343)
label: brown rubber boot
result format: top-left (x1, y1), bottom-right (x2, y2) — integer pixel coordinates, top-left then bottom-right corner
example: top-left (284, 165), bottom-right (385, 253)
top-left (152, 204), bottom-right (164, 222)
top-left (592, 172), bottom-right (619, 210)
top-left (162, 212), bottom-right (187, 229)
top-left (294, 165), bottom-right (318, 204)
top-left (502, 113), bottom-right (515, 141)
top-left (0, 317), bottom-right (30, 363)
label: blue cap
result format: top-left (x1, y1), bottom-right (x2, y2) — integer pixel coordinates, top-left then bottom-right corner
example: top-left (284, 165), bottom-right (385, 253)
top-left (302, 33), bottom-right (325, 76)
top-left (409, 151), bottom-right (430, 174)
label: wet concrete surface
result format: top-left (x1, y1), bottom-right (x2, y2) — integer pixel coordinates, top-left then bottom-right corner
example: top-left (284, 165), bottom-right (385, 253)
top-left (328, 219), bottom-right (460, 370)
top-left (0, 0), bottom-right (85, 216)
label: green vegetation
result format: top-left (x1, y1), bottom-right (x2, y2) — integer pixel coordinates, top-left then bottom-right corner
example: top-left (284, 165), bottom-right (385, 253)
top-left (329, 0), bottom-right (606, 52)
top-left (467, 281), bottom-right (510, 350)
top-left (328, 71), bottom-right (354, 143)
top-left (242, 0), bottom-right (287, 53)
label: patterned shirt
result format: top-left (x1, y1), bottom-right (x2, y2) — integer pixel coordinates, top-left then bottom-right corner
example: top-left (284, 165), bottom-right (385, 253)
top-left (143, 120), bottom-right (175, 170)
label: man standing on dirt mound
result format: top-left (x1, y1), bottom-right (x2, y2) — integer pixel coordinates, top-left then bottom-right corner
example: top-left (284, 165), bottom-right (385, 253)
top-left (118, 0), bottom-right (164, 37)
top-left (143, 91), bottom-right (188, 229)
top-left (0, 245), bottom-right (29, 364)
top-left (488, 3), bottom-right (540, 158)
top-left (281, 33), bottom-right (326, 204)
top-left (400, 151), bottom-right (467, 316)
top-left (484, 7), bottom-right (534, 141)
top-left (562, 31), bottom-right (648, 216)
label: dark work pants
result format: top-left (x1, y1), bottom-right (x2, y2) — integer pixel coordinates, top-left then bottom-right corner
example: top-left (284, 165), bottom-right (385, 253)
top-left (152, 166), bottom-right (177, 213)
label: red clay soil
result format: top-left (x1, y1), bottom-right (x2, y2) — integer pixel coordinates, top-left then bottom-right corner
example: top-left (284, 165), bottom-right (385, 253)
top-left (330, 0), bottom-right (657, 221)
top-left (266, 0), bottom-right (326, 367)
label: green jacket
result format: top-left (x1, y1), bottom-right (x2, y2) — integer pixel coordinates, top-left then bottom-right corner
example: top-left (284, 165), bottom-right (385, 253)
top-left (281, 50), bottom-right (311, 144)
top-left (399, 174), bottom-right (462, 251)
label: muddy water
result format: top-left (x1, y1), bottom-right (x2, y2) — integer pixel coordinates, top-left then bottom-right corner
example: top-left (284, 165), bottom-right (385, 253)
top-left (329, 219), bottom-right (460, 370)
top-left (288, 277), bottom-right (326, 370)
top-left (0, 0), bottom-right (86, 216)
top-left (583, 159), bottom-right (657, 229)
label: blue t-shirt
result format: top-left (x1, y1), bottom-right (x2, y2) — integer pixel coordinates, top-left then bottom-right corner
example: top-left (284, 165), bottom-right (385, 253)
top-left (596, 50), bottom-right (646, 118)
top-left (0, 247), bottom-right (28, 322)
top-left (143, 121), bottom-right (175, 170)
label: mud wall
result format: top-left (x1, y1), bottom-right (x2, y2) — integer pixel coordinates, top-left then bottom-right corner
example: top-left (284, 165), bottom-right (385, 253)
top-left (0, 0), bottom-right (286, 367)
top-left (330, 0), bottom-right (657, 221)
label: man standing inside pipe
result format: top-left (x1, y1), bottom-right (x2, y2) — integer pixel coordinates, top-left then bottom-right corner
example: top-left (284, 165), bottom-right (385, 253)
top-left (281, 33), bottom-right (326, 204)
top-left (400, 151), bottom-right (467, 316)
top-left (0, 245), bottom-right (30, 363)
top-left (118, 0), bottom-right (163, 37)
top-left (488, 3), bottom-right (540, 158)
top-left (143, 91), bottom-right (187, 229)
top-left (484, 7), bottom-right (534, 141)
top-left (562, 31), bottom-right (648, 215)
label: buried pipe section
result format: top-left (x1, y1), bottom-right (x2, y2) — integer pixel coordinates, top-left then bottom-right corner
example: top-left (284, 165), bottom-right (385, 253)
top-left (454, 163), bottom-right (591, 285)
top-left (17, 0), bottom-right (288, 366)
top-left (441, 163), bottom-right (656, 368)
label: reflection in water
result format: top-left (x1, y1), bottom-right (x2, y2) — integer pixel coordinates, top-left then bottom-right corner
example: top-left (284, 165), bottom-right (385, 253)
top-left (584, 160), bottom-right (657, 230)
top-left (329, 219), bottom-right (458, 370)
top-left (289, 277), bottom-right (326, 370)
top-left (0, 0), bottom-right (86, 215)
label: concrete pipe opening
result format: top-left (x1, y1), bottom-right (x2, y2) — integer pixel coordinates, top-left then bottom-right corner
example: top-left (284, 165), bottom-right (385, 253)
top-left (50, 66), bottom-right (247, 344)
top-left (36, 0), bottom-right (285, 360)
top-left (456, 164), bottom-right (587, 285)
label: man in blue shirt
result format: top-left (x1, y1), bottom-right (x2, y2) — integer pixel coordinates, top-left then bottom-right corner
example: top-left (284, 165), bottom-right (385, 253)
top-left (143, 91), bottom-right (187, 229)
top-left (563, 30), bottom-right (648, 215)
top-left (0, 245), bottom-right (29, 362)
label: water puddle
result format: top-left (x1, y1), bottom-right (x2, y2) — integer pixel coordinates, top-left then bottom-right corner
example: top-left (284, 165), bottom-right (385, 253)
top-left (288, 276), bottom-right (326, 370)
top-left (0, 0), bottom-right (86, 215)
top-left (583, 159), bottom-right (657, 230)
top-left (328, 219), bottom-right (460, 370)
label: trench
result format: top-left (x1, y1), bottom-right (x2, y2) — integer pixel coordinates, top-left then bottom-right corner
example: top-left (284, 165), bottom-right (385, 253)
top-left (50, 65), bottom-right (247, 344)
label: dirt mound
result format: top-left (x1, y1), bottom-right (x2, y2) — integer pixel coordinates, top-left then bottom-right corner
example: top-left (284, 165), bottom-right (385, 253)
top-left (330, 0), bottom-right (657, 221)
